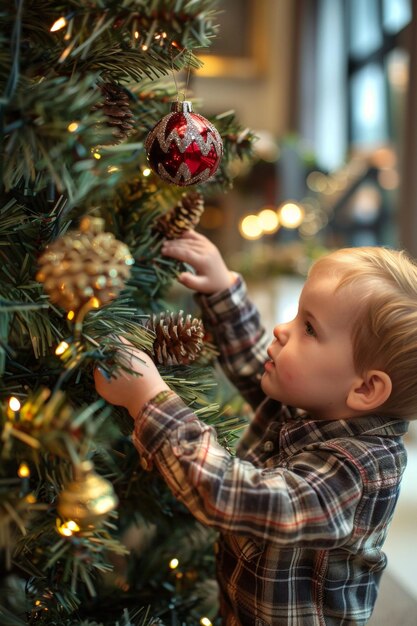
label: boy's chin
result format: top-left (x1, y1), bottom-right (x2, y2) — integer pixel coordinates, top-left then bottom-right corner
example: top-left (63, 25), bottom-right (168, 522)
top-left (260, 375), bottom-right (282, 402)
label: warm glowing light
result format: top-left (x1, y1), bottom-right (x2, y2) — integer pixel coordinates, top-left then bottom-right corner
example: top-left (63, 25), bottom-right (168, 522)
top-left (55, 341), bottom-right (69, 356)
top-left (107, 165), bottom-right (120, 173)
top-left (239, 215), bottom-right (263, 240)
top-left (258, 207), bottom-right (280, 234)
top-left (90, 297), bottom-right (100, 309)
top-left (58, 520), bottom-right (80, 536)
top-left (169, 558), bottom-right (179, 569)
top-left (200, 619), bottom-right (213, 626)
top-left (67, 122), bottom-right (79, 133)
top-left (18, 462), bottom-right (30, 478)
top-left (278, 202), bottom-right (304, 229)
top-left (134, 31), bottom-right (139, 39)
top-left (93, 151), bottom-right (101, 160)
top-left (142, 167), bottom-right (152, 177)
top-left (50, 17), bottom-right (67, 32)
top-left (9, 397), bottom-right (21, 412)
top-left (67, 310), bottom-right (75, 321)
top-left (142, 44), bottom-right (148, 51)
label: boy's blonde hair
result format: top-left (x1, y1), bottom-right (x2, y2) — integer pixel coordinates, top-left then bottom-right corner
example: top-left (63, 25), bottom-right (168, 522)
top-left (310, 246), bottom-right (417, 419)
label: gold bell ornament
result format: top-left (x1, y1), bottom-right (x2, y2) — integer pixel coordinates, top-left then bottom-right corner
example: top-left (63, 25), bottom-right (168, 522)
top-left (57, 460), bottom-right (118, 532)
top-left (37, 216), bottom-right (134, 333)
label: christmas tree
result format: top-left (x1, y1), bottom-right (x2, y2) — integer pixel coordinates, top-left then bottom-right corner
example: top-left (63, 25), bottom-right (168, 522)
top-left (0, 2), bottom-right (254, 625)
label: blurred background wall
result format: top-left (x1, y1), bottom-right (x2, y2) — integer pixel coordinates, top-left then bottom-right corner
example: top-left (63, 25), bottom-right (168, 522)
top-left (190, 0), bottom-right (414, 263)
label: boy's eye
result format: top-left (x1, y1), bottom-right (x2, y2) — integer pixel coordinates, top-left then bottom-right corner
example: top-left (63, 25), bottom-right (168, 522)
top-left (305, 321), bottom-right (316, 337)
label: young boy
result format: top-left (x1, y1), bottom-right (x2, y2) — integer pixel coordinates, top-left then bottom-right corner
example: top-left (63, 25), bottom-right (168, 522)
top-left (94, 230), bottom-right (416, 626)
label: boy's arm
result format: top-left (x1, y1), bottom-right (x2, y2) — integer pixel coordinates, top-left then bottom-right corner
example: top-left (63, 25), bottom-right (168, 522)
top-left (162, 231), bottom-right (270, 408)
top-left (138, 398), bottom-right (363, 549)
top-left (94, 357), bottom-right (363, 548)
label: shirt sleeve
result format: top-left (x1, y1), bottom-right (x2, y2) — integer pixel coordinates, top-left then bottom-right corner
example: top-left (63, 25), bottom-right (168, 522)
top-left (195, 275), bottom-right (271, 409)
top-left (132, 391), bottom-right (363, 549)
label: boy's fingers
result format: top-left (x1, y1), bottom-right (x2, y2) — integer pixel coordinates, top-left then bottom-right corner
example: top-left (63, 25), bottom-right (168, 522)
top-left (178, 272), bottom-right (207, 291)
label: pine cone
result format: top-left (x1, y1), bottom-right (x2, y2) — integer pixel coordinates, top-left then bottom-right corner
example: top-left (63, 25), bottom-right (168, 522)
top-left (94, 82), bottom-right (135, 143)
top-left (147, 311), bottom-right (205, 365)
top-left (37, 217), bottom-right (134, 312)
top-left (154, 191), bottom-right (204, 239)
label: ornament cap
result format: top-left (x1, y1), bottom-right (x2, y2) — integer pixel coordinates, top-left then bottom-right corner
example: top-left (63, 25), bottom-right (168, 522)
top-left (170, 100), bottom-right (193, 114)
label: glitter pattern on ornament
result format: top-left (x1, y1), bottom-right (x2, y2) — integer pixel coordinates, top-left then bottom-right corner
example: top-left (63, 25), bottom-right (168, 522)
top-left (145, 101), bottom-right (223, 187)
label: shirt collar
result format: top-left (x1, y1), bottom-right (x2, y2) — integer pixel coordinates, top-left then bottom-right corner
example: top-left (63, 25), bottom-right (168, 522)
top-left (281, 410), bottom-right (409, 455)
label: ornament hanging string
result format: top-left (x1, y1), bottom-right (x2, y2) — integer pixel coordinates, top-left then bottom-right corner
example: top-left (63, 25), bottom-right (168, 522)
top-left (170, 45), bottom-right (193, 103)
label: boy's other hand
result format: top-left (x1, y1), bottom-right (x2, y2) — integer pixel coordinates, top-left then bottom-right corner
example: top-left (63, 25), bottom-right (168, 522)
top-left (94, 337), bottom-right (170, 418)
top-left (162, 230), bottom-right (236, 294)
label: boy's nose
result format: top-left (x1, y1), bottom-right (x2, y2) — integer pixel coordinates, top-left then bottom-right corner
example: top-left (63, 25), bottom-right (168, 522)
top-left (273, 322), bottom-right (289, 345)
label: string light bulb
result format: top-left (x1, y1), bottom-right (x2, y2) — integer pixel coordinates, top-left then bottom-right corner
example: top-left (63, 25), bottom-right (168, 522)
top-left (200, 618), bottom-right (213, 626)
top-left (18, 462), bottom-right (30, 478)
top-left (55, 341), bottom-right (69, 356)
top-left (57, 519), bottom-right (80, 537)
top-left (50, 17), bottom-right (67, 32)
top-left (169, 557), bottom-right (179, 569)
top-left (8, 396), bottom-right (21, 412)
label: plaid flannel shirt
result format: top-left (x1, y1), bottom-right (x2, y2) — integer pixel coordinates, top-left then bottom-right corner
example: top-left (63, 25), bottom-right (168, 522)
top-left (132, 275), bottom-right (408, 626)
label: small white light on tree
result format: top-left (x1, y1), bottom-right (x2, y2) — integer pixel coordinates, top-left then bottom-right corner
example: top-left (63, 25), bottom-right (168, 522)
top-left (50, 17), bottom-right (67, 32)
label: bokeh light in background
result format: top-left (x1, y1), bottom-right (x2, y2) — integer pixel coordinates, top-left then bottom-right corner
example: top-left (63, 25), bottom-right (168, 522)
top-left (278, 202), bottom-right (304, 229)
top-left (239, 214), bottom-right (263, 240)
top-left (239, 202), bottom-right (305, 241)
top-left (257, 207), bottom-right (280, 233)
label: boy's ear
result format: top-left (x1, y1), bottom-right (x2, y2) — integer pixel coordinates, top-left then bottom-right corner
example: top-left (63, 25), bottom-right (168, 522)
top-left (347, 370), bottom-right (392, 413)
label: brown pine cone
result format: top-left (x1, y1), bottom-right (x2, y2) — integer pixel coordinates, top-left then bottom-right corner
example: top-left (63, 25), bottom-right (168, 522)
top-left (94, 82), bottom-right (135, 143)
top-left (146, 311), bottom-right (205, 365)
top-left (154, 191), bottom-right (204, 239)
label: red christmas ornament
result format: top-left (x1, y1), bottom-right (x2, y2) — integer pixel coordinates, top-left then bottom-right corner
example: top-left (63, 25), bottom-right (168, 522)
top-left (144, 101), bottom-right (223, 187)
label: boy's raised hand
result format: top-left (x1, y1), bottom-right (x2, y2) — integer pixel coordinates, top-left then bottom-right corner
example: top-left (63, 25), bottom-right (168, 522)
top-left (162, 230), bottom-right (236, 294)
top-left (94, 337), bottom-right (170, 418)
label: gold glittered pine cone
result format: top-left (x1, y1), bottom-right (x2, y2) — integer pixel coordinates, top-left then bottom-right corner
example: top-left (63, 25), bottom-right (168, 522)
top-left (36, 217), bottom-right (134, 312)
top-left (147, 311), bottom-right (205, 365)
top-left (154, 191), bottom-right (204, 239)
top-left (94, 82), bottom-right (136, 144)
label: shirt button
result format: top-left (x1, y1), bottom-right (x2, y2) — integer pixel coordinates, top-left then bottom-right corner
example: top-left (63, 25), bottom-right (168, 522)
top-left (263, 440), bottom-right (274, 452)
top-left (140, 457), bottom-right (149, 470)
